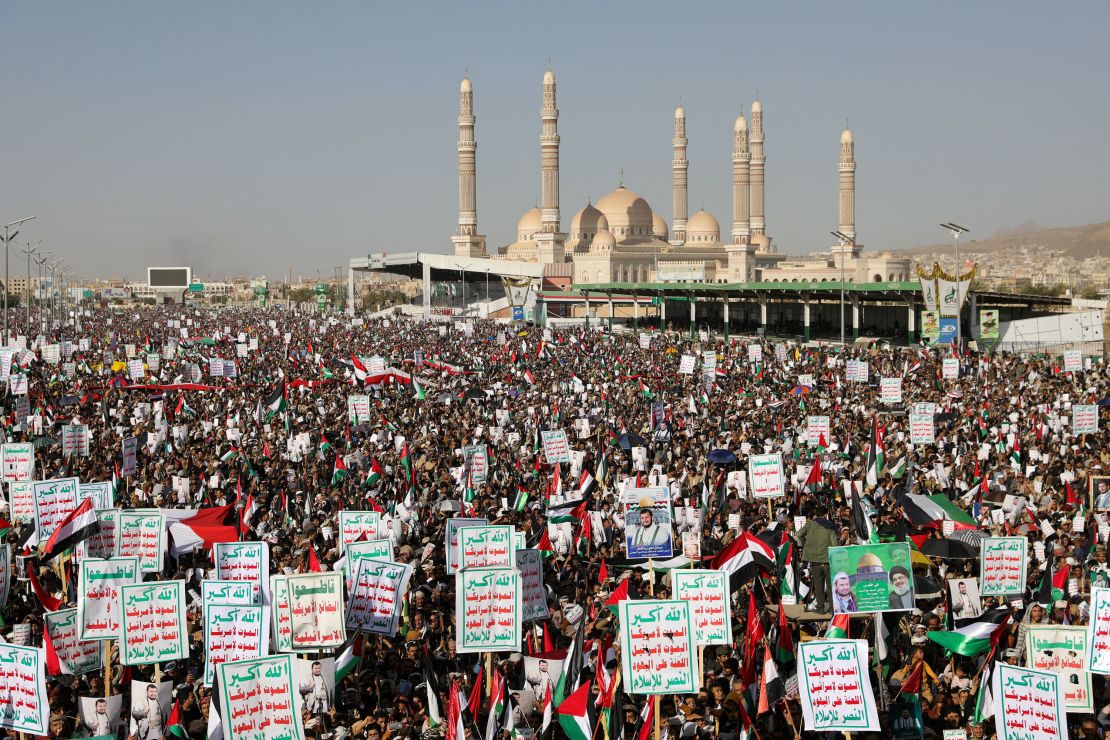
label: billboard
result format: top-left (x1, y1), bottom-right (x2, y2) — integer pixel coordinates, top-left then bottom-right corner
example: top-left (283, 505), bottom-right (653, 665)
top-left (147, 267), bottom-right (191, 289)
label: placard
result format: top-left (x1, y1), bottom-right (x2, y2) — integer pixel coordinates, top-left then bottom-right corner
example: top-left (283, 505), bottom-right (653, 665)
top-left (1072, 405), bottom-right (1098, 435)
top-left (202, 580), bottom-right (255, 615)
top-left (749, 453), bottom-right (785, 499)
top-left (120, 580), bottom-right (189, 665)
top-left (287, 572), bottom-right (345, 649)
top-left (672, 569), bottom-right (732, 645)
top-left (806, 416), bottom-right (830, 447)
top-left (1025, 625), bottom-right (1092, 713)
top-left (116, 511), bottom-right (165, 574)
top-left (32, 476), bottom-right (79, 541)
top-left (79, 509), bottom-right (119, 560)
top-left (908, 413), bottom-right (935, 445)
top-left (270, 575), bottom-right (293, 653)
top-left (991, 664), bottom-right (1066, 740)
top-left (218, 655), bottom-right (303, 740)
top-left (827, 542), bottom-right (915, 613)
top-left (457, 525), bottom-right (514, 570)
top-left (445, 517), bottom-right (487, 575)
top-left (678, 354), bottom-right (696, 375)
top-left (880, 377), bottom-right (903, 404)
top-left (463, 444), bottom-right (489, 483)
top-left (78, 557), bottom-right (140, 641)
top-left (1085, 587), bottom-right (1110, 675)
top-left (0, 645), bottom-right (48, 735)
top-left (797, 639), bottom-right (881, 732)
top-left (121, 436), bottom-right (138, 477)
top-left (942, 358), bottom-right (959, 379)
top-left (0, 442), bottom-right (34, 482)
top-left (515, 549), bottom-right (548, 622)
top-left (456, 567), bottom-right (521, 654)
top-left (1063, 349), bottom-right (1082, 372)
top-left (77, 482), bottom-right (113, 510)
top-left (62, 424), bottom-right (90, 457)
top-left (748, 344), bottom-right (763, 363)
top-left (215, 542), bottom-right (269, 605)
top-left (7, 481), bottom-right (35, 523)
top-left (979, 537), bottom-right (1028, 596)
top-left (541, 429), bottom-right (571, 464)
top-left (347, 394), bottom-right (371, 424)
top-left (345, 558), bottom-right (413, 636)
top-left (618, 599), bottom-right (698, 694)
top-left (338, 511), bottom-right (382, 555)
top-left (846, 360), bottom-right (868, 383)
top-left (204, 604), bottom-right (265, 685)
top-left (44, 608), bottom-right (102, 675)
top-left (623, 487), bottom-right (673, 559)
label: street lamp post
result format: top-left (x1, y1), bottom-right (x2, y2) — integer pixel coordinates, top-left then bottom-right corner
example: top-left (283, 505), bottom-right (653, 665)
top-left (2, 216), bottom-right (36, 344)
top-left (20, 241), bottom-right (42, 332)
top-left (48, 258), bottom-right (63, 330)
top-left (34, 254), bottom-right (49, 334)
top-left (940, 223), bottom-right (970, 345)
top-left (831, 231), bottom-right (852, 345)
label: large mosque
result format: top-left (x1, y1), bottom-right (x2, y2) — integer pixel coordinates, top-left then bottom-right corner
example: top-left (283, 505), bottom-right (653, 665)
top-left (450, 71), bottom-right (912, 286)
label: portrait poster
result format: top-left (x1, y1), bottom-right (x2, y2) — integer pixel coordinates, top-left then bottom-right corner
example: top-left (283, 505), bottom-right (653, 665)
top-left (623, 487), bottom-right (673, 560)
top-left (948, 578), bottom-right (982, 620)
top-left (827, 542), bottom-right (915, 614)
top-left (78, 694), bottom-right (123, 737)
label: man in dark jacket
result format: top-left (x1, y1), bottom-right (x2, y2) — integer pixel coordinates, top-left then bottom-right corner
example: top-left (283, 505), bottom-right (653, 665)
top-left (797, 509), bottom-right (838, 613)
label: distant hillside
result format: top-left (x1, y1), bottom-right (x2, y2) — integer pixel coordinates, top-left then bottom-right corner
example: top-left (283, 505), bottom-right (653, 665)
top-left (901, 220), bottom-right (1110, 260)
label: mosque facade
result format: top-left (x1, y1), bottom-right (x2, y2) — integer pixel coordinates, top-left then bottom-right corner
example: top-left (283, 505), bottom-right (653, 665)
top-left (451, 71), bottom-right (912, 287)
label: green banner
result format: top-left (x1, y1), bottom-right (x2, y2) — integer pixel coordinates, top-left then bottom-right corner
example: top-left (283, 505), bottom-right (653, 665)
top-left (828, 542), bottom-right (915, 614)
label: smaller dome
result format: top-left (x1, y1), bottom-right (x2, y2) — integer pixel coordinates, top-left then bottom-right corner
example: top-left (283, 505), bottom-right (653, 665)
top-left (592, 229), bottom-right (616, 250)
top-left (734, 114), bottom-right (747, 132)
top-left (841, 127), bottom-right (853, 144)
top-left (570, 203), bottom-right (608, 237)
top-left (543, 69), bottom-right (555, 84)
top-left (652, 213), bottom-right (669, 241)
top-left (751, 99), bottom-right (762, 114)
top-left (856, 553), bottom-right (883, 569)
top-left (516, 207), bottom-right (542, 240)
top-left (460, 77), bottom-right (472, 93)
top-left (685, 209), bottom-right (720, 242)
top-left (675, 104), bottom-right (685, 119)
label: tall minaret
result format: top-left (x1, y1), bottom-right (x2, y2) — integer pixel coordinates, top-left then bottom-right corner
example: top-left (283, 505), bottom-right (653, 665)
top-left (731, 111), bottom-right (750, 244)
top-left (451, 76), bottom-right (486, 257)
top-left (749, 98), bottom-right (766, 244)
top-left (534, 68), bottom-right (566, 263)
top-left (671, 105), bottom-right (688, 245)
top-left (838, 126), bottom-right (856, 243)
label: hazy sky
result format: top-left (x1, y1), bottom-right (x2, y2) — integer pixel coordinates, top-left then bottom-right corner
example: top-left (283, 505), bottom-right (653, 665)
top-left (2, 1), bottom-right (1107, 282)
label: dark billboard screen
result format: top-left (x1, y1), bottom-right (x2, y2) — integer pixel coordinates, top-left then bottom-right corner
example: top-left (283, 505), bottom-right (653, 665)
top-left (148, 268), bottom-right (190, 288)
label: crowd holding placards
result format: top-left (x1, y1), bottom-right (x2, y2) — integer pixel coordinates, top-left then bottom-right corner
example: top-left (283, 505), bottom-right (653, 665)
top-left (0, 305), bottom-right (1108, 740)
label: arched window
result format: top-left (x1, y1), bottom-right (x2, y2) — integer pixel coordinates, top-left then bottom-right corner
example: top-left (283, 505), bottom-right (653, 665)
top-left (873, 274), bottom-right (882, 282)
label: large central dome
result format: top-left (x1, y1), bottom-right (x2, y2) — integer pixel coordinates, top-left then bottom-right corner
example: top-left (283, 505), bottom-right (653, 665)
top-left (595, 186), bottom-right (654, 239)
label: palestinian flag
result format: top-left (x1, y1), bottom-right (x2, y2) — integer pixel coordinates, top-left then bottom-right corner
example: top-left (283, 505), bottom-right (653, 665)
top-left (319, 433), bottom-right (333, 456)
top-left (220, 447), bottom-right (239, 463)
top-left (825, 614), bottom-right (851, 639)
top-left (639, 379), bottom-right (653, 399)
top-left (334, 633), bottom-right (363, 681)
top-left (413, 376), bottom-right (426, 400)
top-left (446, 680), bottom-right (465, 740)
top-left (264, 379), bottom-right (287, 420)
top-left (775, 602), bottom-right (795, 668)
top-left (927, 608), bottom-right (1010, 656)
top-left (512, 485), bottom-right (530, 513)
top-left (597, 452), bottom-right (610, 484)
top-left (485, 669), bottom-right (509, 740)
top-left (547, 499), bottom-right (586, 524)
top-left (864, 416), bottom-right (885, 488)
top-left (708, 531), bottom-right (775, 587)
top-left (850, 485), bottom-right (874, 545)
top-left (165, 699), bottom-right (188, 739)
top-left (40, 498), bottom-right (97, 563)
top-left (555, 679), bottom-right (592, 740)
top-left (365, 458), bottom-right (383, 488)
top-left (1010, 433), bottom-right (1021, 468)
top-left (552, 620), bottom-right (585, 735)
top-left (332, 457), bottom-right (348, 486)
top-left (400, 442), bottom-right (414, 490)
top-left (537, 529), bottom-right (555, 558)
top-left (111, 462), bottom-right (122, 500)
top-left (778, 541), bottom-right (799, 605)
top-left (604, 578), bottom-right (632, 615)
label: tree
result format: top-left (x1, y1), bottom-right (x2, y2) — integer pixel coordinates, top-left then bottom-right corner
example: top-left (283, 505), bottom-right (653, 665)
top-left (288, 287), bottom-right (315, 304)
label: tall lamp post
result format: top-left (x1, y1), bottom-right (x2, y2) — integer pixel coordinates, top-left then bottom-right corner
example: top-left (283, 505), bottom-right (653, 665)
top-left (831, 231), bottom-right (852, 345)
top-left (48, 258), bottom-right (63, 329)
top-left (940, 223), bottom-right (970, 345)
top-left (20, 241), bottom-right (42, 331)
top-left (33, 253), bottom-right (50, 334)
top-left (3, 216), bottom-right (36, 343)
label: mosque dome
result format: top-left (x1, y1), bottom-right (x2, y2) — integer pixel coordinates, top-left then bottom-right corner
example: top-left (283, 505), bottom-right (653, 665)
top-left (516, 207), bottom-right (542, 241)
top-left (595, 186), bottom-right (654, 239)
top-left (841, 127), bottom-right (853, 144)
top-left (591, 229), bottom-right (616, 251)
top-left (652, 213), bottom-right (669, 241)
top-left (685, 209), bottom-right (720, 243)
top-left (570, 203), bottom-right (609, 239)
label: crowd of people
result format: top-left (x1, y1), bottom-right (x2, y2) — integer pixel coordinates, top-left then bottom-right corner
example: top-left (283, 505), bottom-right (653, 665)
top-left (1, 303), bottom-right (1108, 740)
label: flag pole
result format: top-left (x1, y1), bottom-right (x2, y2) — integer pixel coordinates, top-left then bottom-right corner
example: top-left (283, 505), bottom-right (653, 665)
top-left (654, 695), bottom-right (661, 740)
top-left (104, 642), bottom-right (111, 697)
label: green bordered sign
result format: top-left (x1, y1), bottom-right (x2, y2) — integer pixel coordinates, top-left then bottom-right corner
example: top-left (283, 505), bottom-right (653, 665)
top-left (119, 580), bottom-right (188, 666)
top-left (619, 599), bottom-right (698, 695)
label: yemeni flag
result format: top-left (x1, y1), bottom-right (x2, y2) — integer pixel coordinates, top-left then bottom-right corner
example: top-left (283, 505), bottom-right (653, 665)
top-left (446, 680), bottom-right (465, 740)
top-left (165, 699), bottom-right (188, 739)
top-left (264, 379), bottom-right (287, 420)
top-left (40, 498), bottom-right (97, 563)
top-left (864, 416), bottom-right (885, 488)
top-left (636, 695), bottom-right (654, 740)
top-left (825, 614), bottom-right (851, 639)
top-left (351, 355), bottom-right (369, 384)
top-left (756, 645), bottom-right (784, 714)
top-left (365, 458), bottom-right (384, 488)
top-left (332, 457), bottom-right (348, 486)
top-left (709, 531), bottom-right (775, 587)
top-left (577, 470), bottom-right (597, 498)
top-left (556, 679), bottom-right (592, 740)
top-left (927, 608), bottom-right (1010, 656)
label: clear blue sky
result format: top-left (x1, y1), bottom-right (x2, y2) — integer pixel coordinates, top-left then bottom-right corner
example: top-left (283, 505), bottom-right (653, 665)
top-left (2, 1), bottom-right (1107, 281)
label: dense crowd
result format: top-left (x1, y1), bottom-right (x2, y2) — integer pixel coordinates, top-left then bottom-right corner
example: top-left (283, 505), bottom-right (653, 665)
top-left (1, 304), bottom-right (1108, 740)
